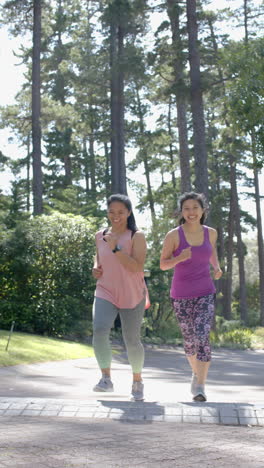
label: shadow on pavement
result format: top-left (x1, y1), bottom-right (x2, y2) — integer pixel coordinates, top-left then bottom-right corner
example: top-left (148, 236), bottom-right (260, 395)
top-left (98, 399), bottom-right (165, 424)
top-left (114, 346), bottom-right (264, 388)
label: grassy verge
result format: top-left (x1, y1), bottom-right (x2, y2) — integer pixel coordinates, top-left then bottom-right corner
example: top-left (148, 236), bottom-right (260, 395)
top-left (1, 326), bottom-right (263, 368)
top-left (0, 330), bottom-right (94, 367)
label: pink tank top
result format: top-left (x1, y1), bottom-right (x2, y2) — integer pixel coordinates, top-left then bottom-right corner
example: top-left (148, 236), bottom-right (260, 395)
top-left (170, 225), bottom-right (216, 299)
top-left (95, 229), bottom-right (147, 309)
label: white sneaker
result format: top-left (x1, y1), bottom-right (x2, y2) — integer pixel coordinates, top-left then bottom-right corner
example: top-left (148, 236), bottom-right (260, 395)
top-left (93, 376), bottom-right (114, 392)
top-left (131, 381), bottom-right (144, 401)
top-left (193, 385), bottom-right (207, 402)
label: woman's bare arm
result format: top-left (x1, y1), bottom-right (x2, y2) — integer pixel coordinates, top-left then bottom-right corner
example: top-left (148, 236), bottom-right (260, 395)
top-left (104, 230), bottom-right (147, 273)
top-left (160, 229), bottom-right (192, 271)
top-left (209, 228), bottom-right (223, 280)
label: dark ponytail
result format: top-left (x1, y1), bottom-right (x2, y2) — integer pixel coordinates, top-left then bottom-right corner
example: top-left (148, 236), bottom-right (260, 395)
top-left (107, 193), bottom-right (138, 234)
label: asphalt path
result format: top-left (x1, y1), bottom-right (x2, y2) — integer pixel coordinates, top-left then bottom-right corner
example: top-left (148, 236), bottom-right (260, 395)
top-left (0, 346), bottom-right (264, 468)
top-left (0, 346), bottom-right (263, 404)
top-left (1, 417), bottom-right (264, 468)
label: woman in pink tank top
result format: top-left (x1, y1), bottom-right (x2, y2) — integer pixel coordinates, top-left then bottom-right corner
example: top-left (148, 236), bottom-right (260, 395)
top-left (160, 192), bottom-right (222, 402)
top-left (92, 194), bottom-right (149, 401)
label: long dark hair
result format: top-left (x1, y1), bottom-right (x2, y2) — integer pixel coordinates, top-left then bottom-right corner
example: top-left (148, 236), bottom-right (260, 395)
top-left (176, 192), bottom-right (209, 225)
top-left (107, 193), bottom-right (138, 233)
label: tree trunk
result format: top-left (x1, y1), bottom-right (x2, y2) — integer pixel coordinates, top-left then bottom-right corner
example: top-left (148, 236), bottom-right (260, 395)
top-left (168, 97), bottom-right (176, 190)
top-left (232, 156), bottom-right (248, 324)
top-left (83, 138), bottom-right (90, 193)
top-left (177, 98), bottom-right (192, 193)
top-left (89, 132), bottom-right (96, 196)
top-left (104, 142), bottom-right (111, 198)
top-left (207, 17), bottom-right (241, 320)
top-left (252, 131), bottom-right (264, 325)
top-left (186, 0), bottom-right (208, 196)
top-left (211, 150), bottom-right (225, 304)
top-left (166, 0), bottom-right (191, 192)
top-left (110, 18), bottom-right (119, 192)
top-left (244, 0), bottom-right (249, 43)
top-left (222, 159), bottom-right (236, 320)
top-left (26, 134), bottom-right (31, 212)
top-left (135, 84), bottom-right (156, 225)
top-left (110, 17), bottom-right (127, 194)
top-left (117, 24), bottom-right (126, 194)
top-left (32, 0), bottom-right (43, 215)
top-left (234, 216), bottom-right (248, 324)
top-left (207, 16), bottom-right (226, 98)
top-left (57, 1), bottom-right (73, 186)
top-left (63, 154), bottom-right (72, 186)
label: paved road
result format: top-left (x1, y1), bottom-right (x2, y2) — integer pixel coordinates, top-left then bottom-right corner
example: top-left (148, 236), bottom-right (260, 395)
top-left (1, 346), bottom-right (263, 403)
top-left (1, 417), bottom-right (264, 468)
top-left (0, 346), bottom-right (264, 467)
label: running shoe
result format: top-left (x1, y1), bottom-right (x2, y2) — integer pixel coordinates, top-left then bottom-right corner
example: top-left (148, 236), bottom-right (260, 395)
top-left (131, 381), bottom-right (144, 401)
top-left (93, 376), bottom-right (114, 392)
top-left (193, 385), bottom-right (207, 402)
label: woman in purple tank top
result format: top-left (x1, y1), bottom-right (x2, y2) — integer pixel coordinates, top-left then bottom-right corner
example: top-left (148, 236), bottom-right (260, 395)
top-left (160, 192), bottom-right (222, 402)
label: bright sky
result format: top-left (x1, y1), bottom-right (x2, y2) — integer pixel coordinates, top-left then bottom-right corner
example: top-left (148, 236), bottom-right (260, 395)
top-left (0, 0), bottom-right (263, 235)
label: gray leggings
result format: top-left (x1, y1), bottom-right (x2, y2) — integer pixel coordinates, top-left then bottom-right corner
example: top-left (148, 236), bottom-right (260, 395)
top-left (92, 296), bottom-right (145, 374)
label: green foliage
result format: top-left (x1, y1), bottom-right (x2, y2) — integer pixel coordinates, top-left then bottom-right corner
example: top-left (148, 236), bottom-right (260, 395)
top-left (221, 38), bottom-right (264, 152)
top-left (222, 329), bottom-right (253, 347)
top-left (4, 181), bottom-right (30, 229)
top-left (254, 327), bottom-right (264, 338)
top-left (143, 242), bottom-right (174, 340)
top-left (232, 281), bottom-right (260, 327)
top-left (212, 314), bottom-right (264, 350)
top-left (152, 317), bottom-right (182, 343)
top-left (0, 212), bottom-right (98, 336)
top-left (250, 327), bottom-right (264, 349)
top-left (215, 316), bottom-right (243, 333)
top-left (210, 316), bottom-right (264, 349)
top-left (1, 0), bottom-right (264, 335)
top-left (210, 328), bottom-right (253, 349)
top-left (0, 191), bottom-right (11, 231)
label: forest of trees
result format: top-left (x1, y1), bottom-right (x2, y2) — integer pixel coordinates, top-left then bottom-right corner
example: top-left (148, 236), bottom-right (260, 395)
top-left (0, 0), bottom-right (263, 338)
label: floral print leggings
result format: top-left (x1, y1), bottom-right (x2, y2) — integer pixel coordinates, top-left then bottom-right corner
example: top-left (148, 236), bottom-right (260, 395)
top-left (171, 294), bottom-right (215, 362)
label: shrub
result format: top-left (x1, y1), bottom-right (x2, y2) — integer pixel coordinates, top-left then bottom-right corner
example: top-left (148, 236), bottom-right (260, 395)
top-left (253, 327), bottom-right (264, 337)
top-left (232, 281), bottom-right (261, 327)
top-left (154, 318), bottom-right (182, 341)
top-left (213, 328), bottom-right (253, 349)
top-left (218, 319), bottom-right (243, 333)
top-left (250, 327), bottom-right (264, 349)
top-left (0, 212), bottom-right (98, 336)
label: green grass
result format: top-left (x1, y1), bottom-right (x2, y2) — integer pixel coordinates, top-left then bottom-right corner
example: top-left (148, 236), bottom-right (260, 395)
top-left (1, 326), bottom-right (263, 368)
top-left (0, 330), bottom-right (94, 367)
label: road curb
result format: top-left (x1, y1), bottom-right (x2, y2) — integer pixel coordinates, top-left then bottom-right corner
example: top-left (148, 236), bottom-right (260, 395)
top-left (1, 397), bottom-right (263, 426)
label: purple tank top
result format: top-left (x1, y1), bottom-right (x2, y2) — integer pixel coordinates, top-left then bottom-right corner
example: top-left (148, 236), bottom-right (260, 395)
top-left (170, 225), bottom-right (216, 299)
